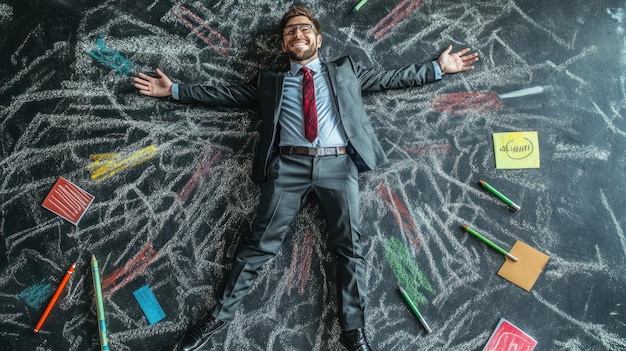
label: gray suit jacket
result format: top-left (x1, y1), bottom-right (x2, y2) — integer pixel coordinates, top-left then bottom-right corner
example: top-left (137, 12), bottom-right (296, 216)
top-left (178, 55), bottom-right (437, 182)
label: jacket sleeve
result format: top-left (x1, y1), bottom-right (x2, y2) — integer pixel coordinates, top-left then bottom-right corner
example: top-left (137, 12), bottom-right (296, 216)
top-left (177, 73), bottom-right (260, 109)
top-left (346, 56), bottom-right (437, 92)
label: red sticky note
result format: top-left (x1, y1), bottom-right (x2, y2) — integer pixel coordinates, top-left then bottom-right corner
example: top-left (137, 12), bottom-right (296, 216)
top-left (483, 318), bottom-right (537, 351)
top-left (42, 177), bottom-right (94, 225)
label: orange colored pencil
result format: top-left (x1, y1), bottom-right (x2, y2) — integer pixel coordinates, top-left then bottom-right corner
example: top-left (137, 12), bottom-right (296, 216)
top-left (33, 262), bottom-right (77, 333)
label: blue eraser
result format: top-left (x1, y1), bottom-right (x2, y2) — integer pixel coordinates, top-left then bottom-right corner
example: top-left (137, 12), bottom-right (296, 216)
top-left (133, 285), bottom-right (166, 325)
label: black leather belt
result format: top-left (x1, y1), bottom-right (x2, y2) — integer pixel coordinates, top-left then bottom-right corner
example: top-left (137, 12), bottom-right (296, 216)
top-left (279, 146), bottom-right (348, 157)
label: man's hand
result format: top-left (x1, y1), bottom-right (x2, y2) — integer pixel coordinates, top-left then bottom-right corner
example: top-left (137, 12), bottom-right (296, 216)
top-left (133, 68), bottom-right (173, 97)
top-left (437, 45), bottom-right (478, 74)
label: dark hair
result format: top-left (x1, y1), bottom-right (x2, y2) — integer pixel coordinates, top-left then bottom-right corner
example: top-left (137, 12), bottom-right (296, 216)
top-left (279, 5), bottom-right (321, 35)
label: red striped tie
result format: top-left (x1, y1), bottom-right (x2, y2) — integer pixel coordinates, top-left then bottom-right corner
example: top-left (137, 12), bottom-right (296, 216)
top-left (300, 67), bottom-right (318, 143)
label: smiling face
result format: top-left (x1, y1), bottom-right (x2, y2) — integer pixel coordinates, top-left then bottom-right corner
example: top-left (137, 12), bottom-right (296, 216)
top-left (281, 15), bottom-right (322, 65)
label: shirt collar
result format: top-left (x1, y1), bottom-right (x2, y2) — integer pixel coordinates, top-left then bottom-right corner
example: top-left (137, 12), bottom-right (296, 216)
top-left (289, 58), bottom-right (323, 76)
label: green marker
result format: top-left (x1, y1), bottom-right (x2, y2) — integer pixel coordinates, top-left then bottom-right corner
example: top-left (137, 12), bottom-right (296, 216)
top-left (350, 0), bottom-right (369, 13)
top-left (398, 285), bottom-right (432, 333)
top-left (461, 225), bottom-right (518, 262)
top-left (479, 180), bottom-right (521, 211)
top-left (91, 255), bottom-right (110, 351)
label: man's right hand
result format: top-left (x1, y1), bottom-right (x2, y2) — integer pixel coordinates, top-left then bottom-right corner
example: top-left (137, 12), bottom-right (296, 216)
top-left (133, 68), bottom-right (173, 97)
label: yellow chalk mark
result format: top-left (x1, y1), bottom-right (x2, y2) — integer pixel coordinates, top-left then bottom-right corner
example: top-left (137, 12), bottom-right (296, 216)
top-left (87, 145), bottom-right (158, 182)
top-left (89, 153), bottom-right (117, 161)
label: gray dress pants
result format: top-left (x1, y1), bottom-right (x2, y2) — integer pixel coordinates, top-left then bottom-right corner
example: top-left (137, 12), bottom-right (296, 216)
top-left (210, 153), bottom-right (367, 331)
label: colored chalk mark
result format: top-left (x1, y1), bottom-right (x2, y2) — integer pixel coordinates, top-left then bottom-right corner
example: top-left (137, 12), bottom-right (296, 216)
top-left (173, 5), bottom-right (230, 57)
top-left (133, 285), bottom-right (166, 325)
top-left (376, 182), bottom-right (421, 248)
top-left (483, 318), bottom-right (537, 351)
top-left (42, 177), bottom-right (95, 225)
top-left (87, 145), bottom-right (158, 182)
top-left (430, 91), bottom-right (503, 115)
top-left (286, 231), bottom-right (314, 296)
top-left (87, 34), bottom-right (135, 76)
top-left (383, 237), bottom-right (433, 307)
top-left (431, 87), bottom-right (547, 115)
top-left (102, 243), bottom-right (158, 298)
top-left (371, 0), bottom-right (424, 39)
top-left (18, 278), bottom-right (54, 310)
top-left (177, 146), bottom-right (222, 203)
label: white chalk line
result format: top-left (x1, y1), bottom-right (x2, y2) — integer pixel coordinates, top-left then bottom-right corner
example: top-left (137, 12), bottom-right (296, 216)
top-left (600, 190), bottom-right (626, 259)
top-left (593, 102), bottom-right (626, 138)
top-left (533, 289), bottom-right (626, 348)
top-left (553, 143), bottom-right (610, 161)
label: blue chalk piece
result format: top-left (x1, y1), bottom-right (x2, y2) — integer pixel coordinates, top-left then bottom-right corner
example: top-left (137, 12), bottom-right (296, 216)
top-left (132, 285), bottom-right (166, 325)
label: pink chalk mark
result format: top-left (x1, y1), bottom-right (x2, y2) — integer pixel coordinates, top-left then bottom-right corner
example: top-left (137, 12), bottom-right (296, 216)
top-left (376, 182), bottom-right (421, 249)
top-left (371, 0), bottom-right (424, 40)
top-left (430, 91), bottom-right (503, 115)
top-left (101, 243), bottom-right (157, 298)
top-left (174, 5), bottom-right (230, 57)
top-left (177, 147), bottom-right (222, 203)
top-left (286, 231), bottom-right (314, 296)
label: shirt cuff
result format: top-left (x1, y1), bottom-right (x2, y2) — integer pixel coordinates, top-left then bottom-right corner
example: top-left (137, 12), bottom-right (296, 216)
top-left (432, 61), bottom-right (444, 80)
top-left (171, 83), bottom-right (179, 100)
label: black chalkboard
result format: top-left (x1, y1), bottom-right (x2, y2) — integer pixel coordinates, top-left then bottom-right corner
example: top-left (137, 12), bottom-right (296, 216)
top-left (2, 0), bottom-right (626, 350)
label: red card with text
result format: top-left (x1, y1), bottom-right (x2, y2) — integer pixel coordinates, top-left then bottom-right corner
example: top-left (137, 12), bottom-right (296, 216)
top-left (42, 177), bottom-right (94, 225)
top-left (483, 318), bottom-right (537, 351)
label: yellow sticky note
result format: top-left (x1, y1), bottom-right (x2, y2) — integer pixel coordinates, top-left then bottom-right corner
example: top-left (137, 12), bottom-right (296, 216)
top-left (497, 241), bottom-right (549, 291)
top-left (493, 132), bottom-right (540, 169)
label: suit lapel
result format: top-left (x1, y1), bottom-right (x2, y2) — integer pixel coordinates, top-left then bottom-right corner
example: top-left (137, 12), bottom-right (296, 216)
top-left (324, 61), bottom-right (343, 122)
top-left (274, 71), bottom-right (286, 124)
top-left (325, 61), bottom-right (339, 98)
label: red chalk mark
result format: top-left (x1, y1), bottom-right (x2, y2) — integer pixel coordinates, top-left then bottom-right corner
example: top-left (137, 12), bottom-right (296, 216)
top-left (177, 146), bottom-right (222, 203)
top-left (173, 5), bottom-right (230, 57)
top-left (286, 231), bottom-right (314, 296)
top-left (101, 243), bottom-right (157, 298)
top-left (430, 91), bottom-right (503, 115)
top-left (403, 143), bottom-right (452, 156)
top-left (371, 0), bottom-right (424, 40)
top-left (376, 182), bottom-right (421, 249)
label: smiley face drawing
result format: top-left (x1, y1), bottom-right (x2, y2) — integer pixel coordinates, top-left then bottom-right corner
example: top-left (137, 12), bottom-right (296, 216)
top-left (502, 137), bottom-right (534, 160)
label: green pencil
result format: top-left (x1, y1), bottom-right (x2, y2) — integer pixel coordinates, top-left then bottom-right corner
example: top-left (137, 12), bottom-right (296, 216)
top-left (91, 255), bottom-right (110, 351)
top-left (479, 180), bottom-right (521, 211)
top-left (350, 0), bottom-right (369, 13)
top-left (398, 285), bottom-right (432, 333)
top-left (461, 225), bottom-right (518, 262)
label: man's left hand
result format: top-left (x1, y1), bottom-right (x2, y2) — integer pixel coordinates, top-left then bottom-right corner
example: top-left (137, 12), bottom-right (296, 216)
top-left (437, 45), bottom-right (479, 74)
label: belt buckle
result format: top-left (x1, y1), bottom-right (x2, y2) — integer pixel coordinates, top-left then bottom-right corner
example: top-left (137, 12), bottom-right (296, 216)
top-left (308, 147), bottom-right (318, 157)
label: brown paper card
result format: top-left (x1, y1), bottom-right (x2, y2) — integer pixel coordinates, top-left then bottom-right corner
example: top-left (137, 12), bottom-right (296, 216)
top-left (497, 241), bottom-right (549, 291)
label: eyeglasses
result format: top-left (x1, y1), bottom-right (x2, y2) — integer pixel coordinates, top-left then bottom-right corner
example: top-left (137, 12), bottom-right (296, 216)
top-left (282, 23), bottom-right (315, 37)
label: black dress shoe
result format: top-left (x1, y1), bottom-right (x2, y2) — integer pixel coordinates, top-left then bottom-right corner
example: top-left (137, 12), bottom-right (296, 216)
top-left (178, 315), bottom-right (227, 351)
top-left (339, 328), bottom-right (379, 351)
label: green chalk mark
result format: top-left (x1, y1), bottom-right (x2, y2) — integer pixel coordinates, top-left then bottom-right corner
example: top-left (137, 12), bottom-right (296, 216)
top-left (383, 237), bottom-right (434, 306)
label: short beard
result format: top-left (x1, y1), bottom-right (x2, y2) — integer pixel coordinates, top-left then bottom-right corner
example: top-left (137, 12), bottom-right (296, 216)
top-left (286, 47), bottom-right (317, 62)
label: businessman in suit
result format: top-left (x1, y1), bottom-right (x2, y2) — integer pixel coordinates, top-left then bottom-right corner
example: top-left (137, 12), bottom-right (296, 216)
top-left (134, 5), bottom-right (477, 351)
